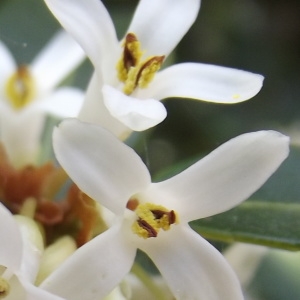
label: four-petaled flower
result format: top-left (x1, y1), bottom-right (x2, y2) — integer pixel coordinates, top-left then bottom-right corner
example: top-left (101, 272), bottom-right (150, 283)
top-left (39, 119), bottom-right (289, 300)
top-left (0, 203), bottom-right (65, 299)
top-left (44, 0), bottom-right (264, 138)
top-left (0, 31), bottom-right (85, 167)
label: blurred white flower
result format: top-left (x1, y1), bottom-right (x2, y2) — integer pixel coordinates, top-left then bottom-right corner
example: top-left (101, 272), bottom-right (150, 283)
top-left (279, 121), bottom-right (300, 147)
top-left (0, 203), bottom-right (65, 299)
top-left (0, 31), bottom-right (85, 167)
top-left (224, 243), bottom-right (268, 288)
top-left (40, 119), bottom-right (289, 300)
top-left (44, 0), bottom-right (264, 138)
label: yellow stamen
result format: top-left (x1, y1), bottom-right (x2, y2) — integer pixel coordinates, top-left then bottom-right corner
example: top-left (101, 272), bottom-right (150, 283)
top-left (136, 56), bottom-right (165, 89)
top-left (0, 277), bottom-right (10, 298)
top-left (116, 33), bottom-right (143, 83)
top-left (116, 33), bottom-right (165, 95)
top-left (5, 65), bottom-right (36, 110)
top-left (123, 66), bottom-right (140, 95)
top-left (132, 202), bottom-right (178, 239)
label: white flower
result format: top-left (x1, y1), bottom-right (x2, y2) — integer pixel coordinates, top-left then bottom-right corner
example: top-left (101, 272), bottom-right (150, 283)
top-left (0, 203), bottom-right (65, 299)
top-left (224, 243), bottom-right (268, 288)
top-left (40, 119), bottom-right (289, 300)
top-left (43, 0), bottom-right (264, 138)
top-left (0, 31), bottom-right (85, 167)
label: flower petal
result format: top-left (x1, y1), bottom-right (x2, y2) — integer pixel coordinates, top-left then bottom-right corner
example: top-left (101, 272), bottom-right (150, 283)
top-left (104, 286), bottom-right (128, 300)
top-left (0, 204), bottom-right (22, 273)
top-left (0, 106), bottom-right (44, 168)
top-left (147, 131), bottom-right (289, 221)
top-left (30, 31), bottom-right (85, 93)
top-left (53, 118), bottom-right (151, 215)
top-left (1, 274), bottom-right (26, 300)
top-left (103, 85), bottom-right (167, 131)
top-left (14, 216), bottom-right (44, 283)
top-left (40, 224), bottom-right (136, 300)
top-left (224, 242), bottom-right (268, 287)
top-left (141, 62), bottom-right (264, 103)
top-left (78, 74), bottom-right (132, 140)
top-left (36, 87), bottom-right (84, 118)
top-left (20, 278), bottom-right (65, 300)
top-left (0, 40), bottom-right (16, 97)
top-left (44, 0), bottom-right (119, 80)
top-left (127, 0), bottom-right (201, 57)
top-left (143, 224), bottom-right (243, 299)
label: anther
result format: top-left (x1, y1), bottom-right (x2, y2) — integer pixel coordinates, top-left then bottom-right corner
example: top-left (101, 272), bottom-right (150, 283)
top-left (123, 33), bottom-right (141, 71)
top-left (135, 55), bottom-right (165, 89)
top-left (151, 209), bottom-right (176, 225)
top-left (131, 202), bottom-right (178, 239)
top-left (116, 32), bottom-right (164, 95)
top-left (137, 219), bottom-right (157, 238)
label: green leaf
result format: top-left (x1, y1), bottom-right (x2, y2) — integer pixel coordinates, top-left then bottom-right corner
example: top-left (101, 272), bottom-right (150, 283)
top-left (190, 200), bottom-right (300, 251)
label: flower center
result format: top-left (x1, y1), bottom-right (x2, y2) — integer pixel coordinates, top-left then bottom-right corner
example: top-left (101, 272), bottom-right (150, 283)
top-left (116, 33), bottom-right (165, 95)
top-left (5, 65), bottom-right (36, 110)
top-left (131, 202), bottom-right (178, 239)
top-left (0, 277), bottom-right (10, 298)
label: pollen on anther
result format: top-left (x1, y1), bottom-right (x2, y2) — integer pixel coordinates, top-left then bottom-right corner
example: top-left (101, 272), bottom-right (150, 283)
top-left (137, 219), bottom-right (157, 238)
top-left (116, 32), bottom-right (164, 95)
top-left (131, 202), bottom-right (178, 239)
top-left (136, 55), bottom-right (165, 89)
top-left (116, 32), bottom-right (142, 83)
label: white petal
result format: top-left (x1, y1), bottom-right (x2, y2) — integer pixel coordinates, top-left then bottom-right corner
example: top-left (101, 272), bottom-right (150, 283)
top-left (0, 106), bottom-right (44, 168)
top-left (2, 274), bottom-right (26, 300)
top-left (40, 224), bottom-right (136, 300)
top-left (127, 0), bottom-right (201, 57)
top-left (143, 62), bottom-right (264, 103)
top-left (44, 0), bottom-right (119, 79)
top-left (30, 31), bottom-right (85, 93)
top-left (14, 216), bottom-right (44, 283)
top-left (78, 73), bottom-right (132, 140)
top-left (0, 40), bottom-right (16, 97)
top-left (0, 204), bottom-right (22, 272)
top-left (20, 278), bottom-right (65, 300)
top-left (224, 243), bottom-right (268, 287)
top-left (148, 131), bottom-right (289, 222)
top-left (142, 224), bottom-right (243, 300)
top-left (103, 85), bottom-right (167, 131)
top-left (37, 87), bottom-right (84, 118)
top-left (104, 286), bottom-right (128, 300)
top-left (53, 119), bottom-right (151, 215)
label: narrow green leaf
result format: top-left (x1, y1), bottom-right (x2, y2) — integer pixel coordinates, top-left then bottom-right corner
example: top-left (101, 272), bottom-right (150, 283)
top-left (191, 200), bottom-right (300, 251)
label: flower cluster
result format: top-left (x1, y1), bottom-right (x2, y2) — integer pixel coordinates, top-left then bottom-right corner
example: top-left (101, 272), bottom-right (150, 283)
top-left (0, 0), bottom-right (290, 300)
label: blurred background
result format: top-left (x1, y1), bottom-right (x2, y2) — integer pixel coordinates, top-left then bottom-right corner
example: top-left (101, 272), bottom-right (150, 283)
top-left (1, 0), bottom-right (300, 299)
